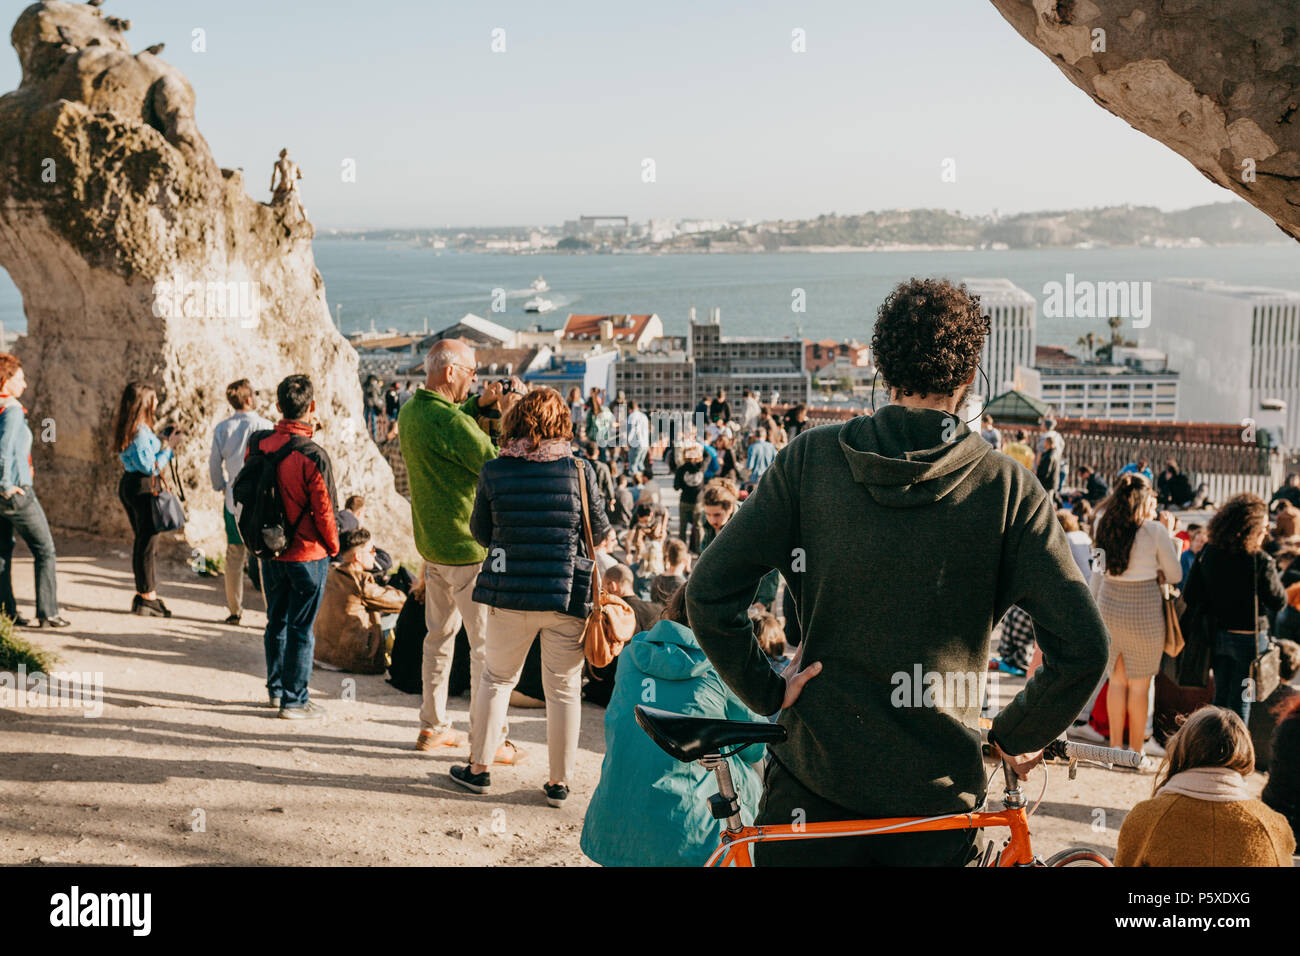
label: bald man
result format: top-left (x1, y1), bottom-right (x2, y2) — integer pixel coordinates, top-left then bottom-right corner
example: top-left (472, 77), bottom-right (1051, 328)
top-left (399, 339), bottom-right (523, 761)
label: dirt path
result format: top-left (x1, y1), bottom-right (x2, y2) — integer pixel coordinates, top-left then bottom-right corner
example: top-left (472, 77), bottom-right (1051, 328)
top-left (0, 533), bottom-right (1274, 866)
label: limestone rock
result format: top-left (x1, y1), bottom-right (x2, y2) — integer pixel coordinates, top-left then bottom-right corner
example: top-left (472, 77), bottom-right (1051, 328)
top-left (990, 0), bottom-right (1300, 242)
top-left (0, 1), bottom-right (415, 560)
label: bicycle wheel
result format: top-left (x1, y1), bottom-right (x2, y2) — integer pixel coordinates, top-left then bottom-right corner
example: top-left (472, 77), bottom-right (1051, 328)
top-left (1044, 847), bottom-right (1112, 867)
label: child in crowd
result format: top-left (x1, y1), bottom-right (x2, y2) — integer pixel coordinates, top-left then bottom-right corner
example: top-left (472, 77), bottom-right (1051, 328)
top-left (650, 537), bottom-right (690, 604)
top-left (580, 585), bottom-right (767, 867)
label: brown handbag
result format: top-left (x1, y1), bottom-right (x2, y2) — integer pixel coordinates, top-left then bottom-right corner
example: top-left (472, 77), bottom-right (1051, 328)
top-left (1157, 568), bottom-right (1184, 657)
top-left (575, 459), bottom-right (637, 668)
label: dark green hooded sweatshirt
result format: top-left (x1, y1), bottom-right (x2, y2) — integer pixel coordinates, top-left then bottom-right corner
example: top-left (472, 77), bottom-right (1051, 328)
top-left (686, 404), bottom-right (1110, 817)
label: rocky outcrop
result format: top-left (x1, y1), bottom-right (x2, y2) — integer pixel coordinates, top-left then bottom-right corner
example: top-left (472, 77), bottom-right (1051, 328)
top-left (990, 0), bottom-right (1300, 242)
top-left (0, 1), bottom-right (414, 560)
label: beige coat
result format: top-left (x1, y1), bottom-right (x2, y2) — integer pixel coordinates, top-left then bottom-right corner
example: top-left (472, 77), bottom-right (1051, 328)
top-left (1116, 792), bottom-right (1296, 866)
top-left (313, 565), bottom-right (406, 674)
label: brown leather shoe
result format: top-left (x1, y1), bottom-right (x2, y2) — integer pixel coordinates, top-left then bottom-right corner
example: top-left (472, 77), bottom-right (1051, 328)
top-left (493, 739), bottom-right (527, 766)
top-left (415, 728), bottom-right (460, 751)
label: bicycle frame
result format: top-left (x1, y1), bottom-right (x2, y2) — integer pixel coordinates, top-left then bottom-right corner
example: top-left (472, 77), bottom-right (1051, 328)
top-left (702, 753), bottom-right (1035, 867)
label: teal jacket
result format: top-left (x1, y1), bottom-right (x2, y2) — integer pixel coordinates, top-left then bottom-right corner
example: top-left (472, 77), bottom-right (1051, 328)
top-left (580, 620), bottom-right (766, 867)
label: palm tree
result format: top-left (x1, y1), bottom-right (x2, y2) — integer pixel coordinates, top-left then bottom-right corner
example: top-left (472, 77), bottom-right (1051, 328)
top-left (1075, 331), bottom-right (1097, 360)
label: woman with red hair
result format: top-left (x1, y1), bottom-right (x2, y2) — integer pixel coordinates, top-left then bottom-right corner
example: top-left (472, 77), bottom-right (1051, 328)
top-left (0, 353), bottom-right (67, 628)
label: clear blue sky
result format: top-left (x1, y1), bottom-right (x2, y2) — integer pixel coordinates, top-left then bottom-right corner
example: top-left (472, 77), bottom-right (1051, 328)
top-left (0, 0), bottom-right (1235, 229)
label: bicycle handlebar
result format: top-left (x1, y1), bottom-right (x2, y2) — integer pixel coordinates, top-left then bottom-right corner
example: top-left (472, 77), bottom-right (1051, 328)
top-left (981, 728), bottom-right (1147, 770)
top-left (1044, 738), bottom-right (1146, 769)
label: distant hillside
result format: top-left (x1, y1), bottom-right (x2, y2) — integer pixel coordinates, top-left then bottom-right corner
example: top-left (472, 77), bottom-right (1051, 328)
top-left (770, 201), bottom-right (1286, 249)
top-left (768, 208), bottom-right (983, 248)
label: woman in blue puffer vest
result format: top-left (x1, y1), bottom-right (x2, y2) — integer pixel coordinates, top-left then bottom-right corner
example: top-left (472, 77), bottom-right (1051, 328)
top-left (450, 386), bottom-right (611, 809)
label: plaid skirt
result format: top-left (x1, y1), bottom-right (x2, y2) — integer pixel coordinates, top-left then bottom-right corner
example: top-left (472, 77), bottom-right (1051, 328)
top-left (1097, 576), bottom-right (1165, 679)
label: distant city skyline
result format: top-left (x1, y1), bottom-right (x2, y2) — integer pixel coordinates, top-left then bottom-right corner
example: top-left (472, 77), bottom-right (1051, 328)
top-left (0, 0), bottom-right (1239, 230)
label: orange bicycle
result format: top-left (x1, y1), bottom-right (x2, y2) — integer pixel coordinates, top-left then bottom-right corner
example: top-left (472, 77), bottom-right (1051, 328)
top-left (634, 705), bottom-right (1144, 867)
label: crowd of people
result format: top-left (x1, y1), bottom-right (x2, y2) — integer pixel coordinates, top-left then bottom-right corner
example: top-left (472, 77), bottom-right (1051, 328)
top-left (3, 274), bottom-right (1298, 866)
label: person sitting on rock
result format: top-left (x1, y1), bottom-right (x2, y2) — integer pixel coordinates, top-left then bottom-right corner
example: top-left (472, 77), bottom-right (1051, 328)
top-left (313, 528), bottom-right (406, 674)
top-left (337, 494), bottom-right (365, 535)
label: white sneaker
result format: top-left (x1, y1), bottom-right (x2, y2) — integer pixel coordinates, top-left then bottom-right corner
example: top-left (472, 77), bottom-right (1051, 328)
top-left (1066, 722), bottom-right (1106, 744)
top-left (1143, 738), bottom-right (1167, 758)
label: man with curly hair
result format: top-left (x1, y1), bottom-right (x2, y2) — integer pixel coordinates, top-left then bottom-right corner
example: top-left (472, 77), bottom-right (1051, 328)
top-left (687, 277), bottom-right (1110, 866)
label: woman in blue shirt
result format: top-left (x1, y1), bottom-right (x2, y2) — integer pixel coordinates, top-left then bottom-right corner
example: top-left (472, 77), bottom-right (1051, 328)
top-left (113, 382), bottom-right (179, 617)
top-left (0, 354), bottom-right (68, 628)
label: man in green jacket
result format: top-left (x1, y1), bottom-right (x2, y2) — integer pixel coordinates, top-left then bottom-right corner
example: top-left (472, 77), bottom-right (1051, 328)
top-left (399, 339), bottom-right (520, 758)
top-left (686, 278), bottom-right (1110, 866)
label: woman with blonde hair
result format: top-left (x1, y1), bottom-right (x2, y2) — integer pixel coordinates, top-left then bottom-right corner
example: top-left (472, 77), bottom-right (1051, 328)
top-left (1116, 706), bottom-right (1295, 866)
top-left (452, 386), bottom-right (611, 808)
top-left (1093, 472), bottom-right (1182, 758)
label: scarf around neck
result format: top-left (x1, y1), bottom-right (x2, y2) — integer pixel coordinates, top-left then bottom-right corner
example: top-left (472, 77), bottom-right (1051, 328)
top-left (499, 437), bottom-right (573, 462)
top-left (1158, 766), bottom-right (1252, 802)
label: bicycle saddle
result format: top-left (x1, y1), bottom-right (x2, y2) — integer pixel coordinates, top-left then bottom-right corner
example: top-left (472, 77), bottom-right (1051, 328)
top-left (635, 705), bottom-right (787, 762)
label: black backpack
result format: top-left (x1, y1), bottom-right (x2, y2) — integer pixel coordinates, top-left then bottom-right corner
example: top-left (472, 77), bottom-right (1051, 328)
top-left (232, 432), bottom-right (312, 559)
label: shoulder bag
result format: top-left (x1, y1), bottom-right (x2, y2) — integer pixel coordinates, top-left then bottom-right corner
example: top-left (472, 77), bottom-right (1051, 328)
top-left (149, 456), bottom-right (186, 533)
top-left (574, 459), bottom-right (636, 668)
top-left (1249, 553), bottom-right (1281, 703)
top-left (1157, 568), bottom-right (1184, 657)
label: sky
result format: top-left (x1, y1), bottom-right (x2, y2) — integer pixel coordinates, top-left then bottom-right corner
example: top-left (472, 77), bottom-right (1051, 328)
top-left (0, 0), bottom-right (1238, 229)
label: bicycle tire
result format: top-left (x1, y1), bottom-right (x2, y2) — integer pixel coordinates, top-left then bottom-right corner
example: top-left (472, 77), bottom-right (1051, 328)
top-left (1044, 847), bottom-right (1112, 867)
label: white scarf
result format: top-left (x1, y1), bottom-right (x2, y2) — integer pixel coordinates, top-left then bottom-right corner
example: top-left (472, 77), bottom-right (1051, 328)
top-left (1158, 766), bottom-right (1252, 802)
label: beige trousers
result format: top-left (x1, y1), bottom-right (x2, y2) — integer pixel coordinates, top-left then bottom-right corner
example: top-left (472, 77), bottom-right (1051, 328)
top-left (470, 607), bottom-right (585, 785)
top-left (419, 562), bottom-right (501, 739)
top-left (224, 541), bottom-right (247, 616)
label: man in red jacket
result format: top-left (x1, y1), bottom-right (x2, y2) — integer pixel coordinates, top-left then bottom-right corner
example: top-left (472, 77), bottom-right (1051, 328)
top-left (249, 374), bottom-right (340, 719)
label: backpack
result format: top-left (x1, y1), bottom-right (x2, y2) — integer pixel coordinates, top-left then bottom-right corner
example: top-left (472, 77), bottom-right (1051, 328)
top-left (232, 432), bottom-right (312, 559)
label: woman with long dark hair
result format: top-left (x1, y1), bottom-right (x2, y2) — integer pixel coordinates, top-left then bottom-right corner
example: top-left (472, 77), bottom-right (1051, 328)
top-left (113, 381), bottom-right (180, 617)
top-left (1183, 493), bottom-right (1285, 723)
top-left (1093, 472), bottom-right (1182, 758)
top-left (451, 387), bottom-right (611, 807)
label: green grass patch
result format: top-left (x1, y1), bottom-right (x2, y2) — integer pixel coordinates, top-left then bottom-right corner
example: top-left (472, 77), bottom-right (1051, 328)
top-left (0, 615), bottom-right (58, 673)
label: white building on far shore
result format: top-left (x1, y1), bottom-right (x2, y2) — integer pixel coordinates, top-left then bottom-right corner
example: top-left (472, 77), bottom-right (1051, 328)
top-left (963, 278), bottom-right (1037, 398)
top-left (1151, 280), bottom-right (1300, 442)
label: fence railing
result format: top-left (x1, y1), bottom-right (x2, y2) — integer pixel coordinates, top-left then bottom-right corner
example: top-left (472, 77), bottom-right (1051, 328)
top-left (778, 406), bottom-right (1284, 503)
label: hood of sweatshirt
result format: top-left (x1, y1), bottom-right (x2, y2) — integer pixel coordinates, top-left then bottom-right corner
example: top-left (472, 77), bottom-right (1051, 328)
top-left (627, 620), bottom-right (715, 682)
top-left (838, 405), bottom-right (991, 508)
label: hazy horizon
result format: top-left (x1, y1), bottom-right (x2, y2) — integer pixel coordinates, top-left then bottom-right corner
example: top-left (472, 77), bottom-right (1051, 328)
top-left (0, 0), bottom-right (1242, 230)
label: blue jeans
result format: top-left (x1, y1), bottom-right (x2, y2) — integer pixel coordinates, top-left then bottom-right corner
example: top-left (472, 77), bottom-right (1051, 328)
top-left (0, 487), bottom-right (60, 620)
top-left (628, 444), bottom-right (647, 475)
top-left (262, 557), bottom-right (328, 707)
top-left (1211, 628), bottom-right (1267, 724)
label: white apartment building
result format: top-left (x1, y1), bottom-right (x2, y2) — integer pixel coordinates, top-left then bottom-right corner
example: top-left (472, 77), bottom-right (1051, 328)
top-left (1151, 280), bottom-right (1300, 442)
top-left (963, 278), bottom-right (1037, 397)
top-left (1037, 362), bottom-right (1180, 421)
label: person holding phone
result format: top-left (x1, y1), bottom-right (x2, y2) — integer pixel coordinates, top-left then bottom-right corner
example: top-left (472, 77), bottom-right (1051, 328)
top-left (113, 381), bottom-right (182, 617)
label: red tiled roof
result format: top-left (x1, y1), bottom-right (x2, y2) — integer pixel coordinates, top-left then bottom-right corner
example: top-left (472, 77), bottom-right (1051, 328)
top-left (1035, 345), bottom-right (1078, 365)
top-left (563, 314), bottom-right (655, 341)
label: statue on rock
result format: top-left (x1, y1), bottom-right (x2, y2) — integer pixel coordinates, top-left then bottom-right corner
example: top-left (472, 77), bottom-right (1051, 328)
top-left (271, 148), bottom-right (303, 205)
top-left (0, 1), bottom-right (414, 560)
top-left (270, 147), bottom-right (308, 227)
top-left (990, 0), bottom-right (1300, 243)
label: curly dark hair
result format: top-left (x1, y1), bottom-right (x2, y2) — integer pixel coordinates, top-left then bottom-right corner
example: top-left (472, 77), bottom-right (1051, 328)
top-left (871, 278), bottom-right (990, 398)
top-left (1206, 493), bottom-right (1268, 554)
